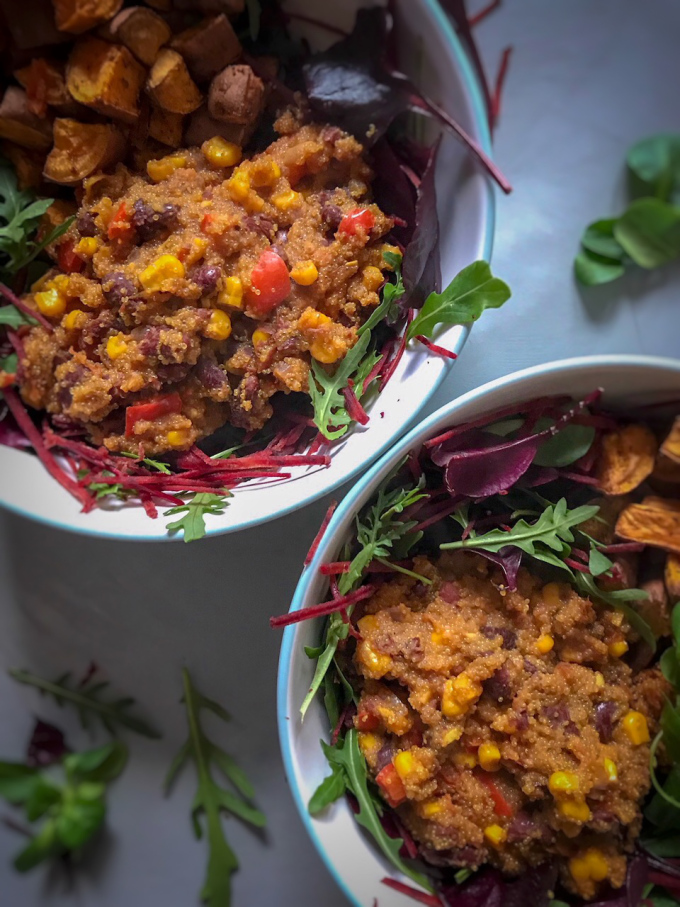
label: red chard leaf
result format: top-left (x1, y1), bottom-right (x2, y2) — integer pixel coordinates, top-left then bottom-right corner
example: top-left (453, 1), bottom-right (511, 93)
top-left (402, 142), bottom-right (442, 308)
top-left (26, 719), bottom-right (69, 768)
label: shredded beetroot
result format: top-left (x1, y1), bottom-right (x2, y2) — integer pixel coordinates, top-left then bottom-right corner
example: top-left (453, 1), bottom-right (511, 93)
top-left (491, 46), bottom-right (512, 127)
top-left (342, 381), bottom-right (370, 425)
top-left (468, 0), bottom-right (501, 26)
top-left (600, 542), bottom-right (646, 555)
top-left (413, 499), bottom-right (464, 533)
top-left (0, 283), bottom-right (52, 332)
top-left (381, 879), bottom-right (442, 906)
top-left (320, 561), bottom-right (351, 575)
top-left (305, 499), bottom-right (338, 565)
top-left (414, 335), bottom-right (458, 360)
top-left (269, 585), bottom-right (375, 628)
top-left (558, 470), bottom-right (600, 486)
top-left (380, 311), bottom-right (413, 391)
top-left (564, 557), bottom-right (591, 574)
top-left (3, 389), bottom-right (92, 508)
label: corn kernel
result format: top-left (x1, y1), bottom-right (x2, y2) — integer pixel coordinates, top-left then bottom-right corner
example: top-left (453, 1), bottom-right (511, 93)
top-left (299, 308), bottom-right (331, 331)
top-left (227, 170), bottom-right (251, 203)
top-left (453, 751), bottom-right (477, 769)
top-left (608, 640), bottom-right (629, 658)
top-left (358, 732), bottom-right (380, 757)
top-left (62, 309), bottom-right (87, 331)
top-left (478, 743), bottom-right (501, 772)
top-left (603, 758), bottom-right (618, 782)
top-left (621, 710), bottom-right (650, 745)
top-left (431, 630), bottom-right (448, 645)
top-left (569, 849), bottom-right (608, 883)
top-left (549, 771), bottom-right (580, 799)
top-left (442, 674), bottom-right (483, 718)
top-left (204, 309), bottom-right (232, 341)
top-left (50, 274), bottom-right (71, 293)
top-left (272, 189), bottom-right (302, 211)
top-left (252, 329), bottom-right (270, 348)
top-left (595, 672), bottom-right (605, 689)
top-left (536, 634), bottom-right (554, 654)
top-left (420, 799), bottom-right (445, 818)
top-left (139, 255), bottom-right (185, 292)
top-left (393, 751), bottom-right (415, 780)
top-left (75, 236), bottom-right (98, 257)
top-left (310, 337), bottom-right (344, 365)
top-left (362, 266), bottom-right (384, 292)
top-left (35, 287), bottom-right (66, 317)
top-left (558, 799), bottom-right (591, 822)
top-left (183, 237), bottom-right (209, 268)
top-left (358, 641), bottom-right (392, 678)
top-left (250, 158), bottom-right (282, 187)
top-left (202, 136), bottom-right (242, 168)
top-left (542, 582), bottom-right (562, 607)
top-left (217, 276), bottom-right (244, 310)
top-left (290, 261), bottom-right (319, 286)
top-left (484, 824), bottom-right (507, 847)
top-left (106, 333), bottom-right (127, 360)
top-left (166, 430), bottom-right (190, 449)
top-left (442, 727), bottom-right (463, 745)
top-left (147, 154), bottom-right (187, 182)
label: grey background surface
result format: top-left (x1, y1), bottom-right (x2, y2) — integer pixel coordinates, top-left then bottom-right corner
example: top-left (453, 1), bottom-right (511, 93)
top-left (1, 1), bottom-right (680, 905)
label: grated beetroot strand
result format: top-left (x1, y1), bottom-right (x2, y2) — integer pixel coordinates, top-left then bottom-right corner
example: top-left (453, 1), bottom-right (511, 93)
top-left (491, 46), bottom-right (512, 127)
top-left (468, 0), bottom-right (501, 26)
top-left (304, 499), bottom-right (338, 565)
top-left (414, 335), bottom-right (458, 359)
top-left (381, 879), bottom-right (442, 906)
top-left (269, 585), bottom-right (375, 628)
top-left (342, 381), bottom-right (370, 425)
top-left (379, 310), bottom-right (413, 391)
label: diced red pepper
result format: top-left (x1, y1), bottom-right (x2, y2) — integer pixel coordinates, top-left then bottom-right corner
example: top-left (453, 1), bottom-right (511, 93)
top-left (0, 371), bottom-right (16, 388)
top-left (478, 772), bottom-right (513, 817)
top-left (246, 249), bottom-right (291, 316)
top-left (108, 202), bottom-right (133, 241)
top-left (125, 393), bottom-right (182, 438)
top-left (376, 763), bottom-right (406, 808)
top-left (201, 213), bottom-right (215, 233)
top-left (337, 208), bottom-right (375, 237)
top-left (356, 709), bottom-right (380, 731)
top-left (57, 239), bottom-right (84, 274)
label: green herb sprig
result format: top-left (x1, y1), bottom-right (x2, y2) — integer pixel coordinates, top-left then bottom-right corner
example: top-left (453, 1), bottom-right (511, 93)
top-left (165, 669), bottom-right (265, 907)
top-left (9, 668), bottom-right (161, 739)
top-left (0, 740), bottom-right (127, 871)
top-left (164, 492), bottom-right (231, 543)
top-left (575, 134), bottom-right (680, 285)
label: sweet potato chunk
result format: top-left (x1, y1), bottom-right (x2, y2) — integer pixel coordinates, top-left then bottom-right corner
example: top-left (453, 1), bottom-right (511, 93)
top-left (44, 118), bottom-right (125, 185)
top-left (54, 0), bottom-right (124, 34)
top-left (616, 496), bottom-right (680, 554)
top-left (171, 15), bottom-right (241, 84)
top-left (184, 105), bottom-right (252, 147)
top-left (661, 418), bottom-right (680, 465)
top-left (596, 423), bottom-right (658, 495)
top-left (146, 49), bottom-right (202, 115)
top-left (666, 553), bottom-right (680, 600)
top-left (208, 64), bottom-right (264, 125)
top-left (148, 107), bottom-right (183, 146)
top-left (0, 88), bottom-right (52, 151)
top-left (101, 7), bottom-right (171, 66)
top-left (15, 59), bottom-right (73, 117)
top-left (67, 38), bottom-right (145, 124)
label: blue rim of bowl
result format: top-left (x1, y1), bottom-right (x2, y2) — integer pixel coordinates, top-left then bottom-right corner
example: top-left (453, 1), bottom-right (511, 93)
top-left (277, 353), bottom-right (680, 907)
top-left (0, 0), bottom-right (495, 541)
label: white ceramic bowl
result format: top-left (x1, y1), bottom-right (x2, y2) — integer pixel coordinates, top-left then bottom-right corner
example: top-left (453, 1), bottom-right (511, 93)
top-left (0, 0), bottom-right (494, 540)
top-left (277, 355), bottom-right (680, 907)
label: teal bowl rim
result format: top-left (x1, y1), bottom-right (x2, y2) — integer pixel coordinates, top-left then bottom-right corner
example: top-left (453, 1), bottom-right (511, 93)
top-left (277, 354), bottom-right (680, 907)
top-left (0, 0), bottom-right (495, 541)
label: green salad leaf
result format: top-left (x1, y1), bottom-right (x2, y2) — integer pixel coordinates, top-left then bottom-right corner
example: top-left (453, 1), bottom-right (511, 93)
top-left (165, 492), bottom-right (231, 542)
top-left (166, 669), bottom-right (265, 907)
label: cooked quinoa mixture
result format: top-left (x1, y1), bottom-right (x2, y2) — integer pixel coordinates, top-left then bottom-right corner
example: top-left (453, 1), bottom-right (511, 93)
top-left (349, 552), bottom-right (668, 900)
top-left (18, 119), bottom-right (395, 455)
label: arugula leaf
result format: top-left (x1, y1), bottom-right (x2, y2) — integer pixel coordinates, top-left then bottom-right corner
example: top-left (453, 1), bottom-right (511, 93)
top-left (573, 573), bottom-right (655, 651)
top-left (301, 474), bottom-right (426, 718)
top-left (588, 546), bottom-right (614, 577)
top-left (309, 330), bottom-right (372, 440)
top-left (0, 739), bottom-right (127, 873)
top-left (166, 669), bottom-right (265, 907)
top-left (406, 260), bottom-right (511, 341)
top-left (441, 498), bottom-right (598, 556)
top-left (308, 761), bottom-right (346, 815)
top-left (311, 730), bottom-right (433, 891)
top-left (120, 451), bottom-right (171, 474)
top-left (0, 305), bottom-right (35, 328)
top-left (165, 492), bottom-right (230, 542)
top-left (9, 667), bottom-right (161, 739)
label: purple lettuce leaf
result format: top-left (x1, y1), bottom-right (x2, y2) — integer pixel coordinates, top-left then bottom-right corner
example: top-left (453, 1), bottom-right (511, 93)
top-left (440, 868), bottom-right (504, 907)
top-left (441, 863), bottom-right (557, 907)
top-left (26, 718), bottom-right (69, 768)
top-left (443, 434), bottom-right (542, 498)
top-left (474, 546), bottom-right (523, 591)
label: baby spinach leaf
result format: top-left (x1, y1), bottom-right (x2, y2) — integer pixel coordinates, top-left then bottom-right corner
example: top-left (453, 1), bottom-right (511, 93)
top-left (627, 134), bottom-right (680, 202)
top-left (574, 248), bottom-right (625, 285)
top-left (580, 219), bottom-right (626, 260)
top-left (407, 260), bottom-right (511, 341)
top-left (533, 423), bottom-right (595, 467)
top-left (614, 197), bottom-right (680, 268)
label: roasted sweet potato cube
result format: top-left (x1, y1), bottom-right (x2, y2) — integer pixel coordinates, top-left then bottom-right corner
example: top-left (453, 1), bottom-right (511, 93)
top-left (44, 118), bottom-right (125, 185)
top-left (0, 142), bottom-right (45, 190)
top-left (15, 59), bottom-right (73, 118)
top-left (54, 0), bottom-right (124, 34)
top-left (171, 15), bottom-right (241, 84)
top-left (184, 105), bottom-right (252, 147)
top-left (67, 38), bottom-right (145, 124)
top-left (208, 65), bottom-right (264, 125)
top-left (100, 7), bottom-right (171, 66)
top-left (596, 423), bottom-right (658, 496)
top-left (666, 553), bottom-right (680, 600)
top-left (661, 418), bottom-right (680, 465)
top-left (146, 49), bottom-right (202, 115)
top-left (149, 107), bottom-right (184, 146)
top-left (615, 496), bottom-right (680, 555)
top-left (0, 88), bottom-right (52, 151)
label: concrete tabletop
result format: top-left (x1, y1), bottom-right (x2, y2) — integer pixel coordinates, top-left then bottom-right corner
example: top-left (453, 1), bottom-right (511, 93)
top-left (1, 1), bottom-right (679, 905)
